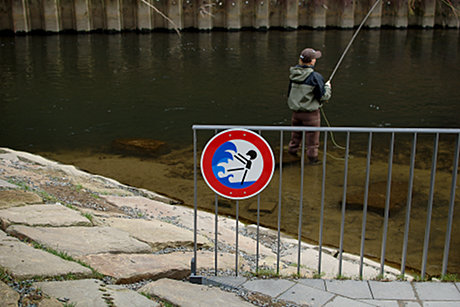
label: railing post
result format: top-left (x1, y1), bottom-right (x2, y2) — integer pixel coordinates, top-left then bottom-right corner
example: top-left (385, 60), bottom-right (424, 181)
top-left (359, 132), bottom-right (373, 278)
top-left (297, 131), bottom-right (306, 275)
top-left (338, 131), bottom-right (350, 277)
top-left (380, 132), bottom-right (395, 277)
top-left (401, 132), bottom-right (417, 276)
top-left (442, 133), bottom-right (460, 276)
top-left (421, 133), bottom-right (439, 279)
top-left (318, 131), bottom-right (328, 275)
top-left (277, 131), bottom-right (284, 275)
top-left (190, 128), bottom-right (203, 284)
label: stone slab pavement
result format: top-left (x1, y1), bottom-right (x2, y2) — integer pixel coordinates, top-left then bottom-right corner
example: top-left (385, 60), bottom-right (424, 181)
top-left (205, 276), bottom-right (460, 307)
top-left (35, 279), bottom-right (158, 307)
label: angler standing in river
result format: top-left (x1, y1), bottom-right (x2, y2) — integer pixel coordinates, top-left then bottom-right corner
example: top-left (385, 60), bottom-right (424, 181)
top-left (287, 48), bottom-right (332, 165)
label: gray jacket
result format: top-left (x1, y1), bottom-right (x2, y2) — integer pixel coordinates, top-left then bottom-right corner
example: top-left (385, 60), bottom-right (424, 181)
top-left (287, 65), bottom-right (331, 112)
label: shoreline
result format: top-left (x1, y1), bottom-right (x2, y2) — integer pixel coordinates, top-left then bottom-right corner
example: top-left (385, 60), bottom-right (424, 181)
top-left (0, 146), bottom-right (406, 282)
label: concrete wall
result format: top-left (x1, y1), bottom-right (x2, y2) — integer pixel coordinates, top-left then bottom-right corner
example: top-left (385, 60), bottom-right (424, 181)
top-left (0, 0), bottom-right (458, 33)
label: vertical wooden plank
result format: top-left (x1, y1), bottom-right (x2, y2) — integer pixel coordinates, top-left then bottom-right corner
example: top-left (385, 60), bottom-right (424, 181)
top-left (421, 0), bottom-right (436, 27)
top-left (59, 0), bottom-right (76, 30)
top-left (0, 0), bottom-right (12, 31)
top-left (105, 0), bottom-right (122, 31)
top-left (212, 0), bottom-right (225, 28)
top-left (12, 0), bottom-right (29, 32)
top-left (341, 0), bottom-right (354, 28)
top-left (383, 0), bottom-right (408, 28)
top-left (284, 0), bottom-right (298, 28)
top-left (269, 0), bottom-right (282, 27)
top-left (241, 0), bottom-right (255, 28)
top-left (226, 0), bottom-right (241, 29)
top-left (327, 0), bottom-right (354, 28)
top-left (152, 0), bottom-right (167, 29)
top-left (306, 0), bottom-right (326, 28)
top-left (137, 0), bottom-right (153, 30)
top-left (121, 0), bottom-right (136, 30)
top-left (196, 0), bottom-right (213, 30)
top-left (255, 0), bottom-right (269, 29)
top-left (367, 0), bottom-right (382, 28)
top-left (182, 0), bottom-right (196, 29)
top-left (435, 0), bottom-right (459, 27)
top-left (74, 0), bottom-right (91, 31)
top-left (167, 0), bottom-right (183, 30)
top-left (91, 0), bottom-right (107, 30)
top-left (28, 0), bottom-right (44, 31)
top-left (43, 0), bottom-right (61, 32)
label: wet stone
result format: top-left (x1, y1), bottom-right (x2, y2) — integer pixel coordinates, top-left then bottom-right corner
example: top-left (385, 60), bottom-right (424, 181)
top-left (345, 181), bottom-right (409, 216)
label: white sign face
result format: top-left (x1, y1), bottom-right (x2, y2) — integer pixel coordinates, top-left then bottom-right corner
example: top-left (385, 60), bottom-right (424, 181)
top-left (201, 129), bottom-right (275, 200)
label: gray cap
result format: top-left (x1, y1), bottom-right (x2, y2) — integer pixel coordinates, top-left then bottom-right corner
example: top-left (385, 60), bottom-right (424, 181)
top-left (299, 48), bottom-right (322, 62)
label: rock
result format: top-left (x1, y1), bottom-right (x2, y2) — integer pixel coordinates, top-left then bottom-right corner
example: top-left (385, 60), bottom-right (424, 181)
top-left (247, 200), bottom-right (278, 214)
top-left (104, 195), bottom-right (275, 258)
top-left (0, 230), bottom-right (92, 280)
top-left (76, 251), bottom-right (244, 284)
top-left (0, 204), bottom-right (92, 230)
top-left (35, 279), bottom-right (158, 307)
top-left (37, 297), bottom-right (63, 307)
top-left (0, 190), bottom-right (43, 209)
top-left (112, 138), bottom-right (166, 156)
top-left (101, 217), bottom-right (210, 251)
top-left (0, 280), bottom-right (20, 306)
top-left (345, 181), bottom-right (408, 216)
top-left (139, 278), bottom-right (254, 307)
top-left (6, 225), bottom-right (152, 257)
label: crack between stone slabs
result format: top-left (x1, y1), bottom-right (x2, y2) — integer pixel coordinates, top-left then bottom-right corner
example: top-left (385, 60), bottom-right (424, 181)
top-left (274, 281), bottom-right (297, 299)
top-left (410, 281), bottom-right (424, 306)
top-left (366, 280), bottom-right (375, 300)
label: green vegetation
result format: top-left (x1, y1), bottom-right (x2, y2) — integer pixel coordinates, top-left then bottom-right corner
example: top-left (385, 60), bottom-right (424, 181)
top-left (250, 268), bottom-right (280, 278)
top-left (63, 303), bottom-right (77, 307)
top-left (82, 212), bottom-right (94, 223)
top-left (440, 274), bottom-right (460, 282)
top-left (7, 179), bottom-right (31, 191)
top-left (336, 274), bottom-right (351, 280)
top-left (312, 271), bottom-right (325, 279)
top-left (31, 242), bottom-right (104, 280)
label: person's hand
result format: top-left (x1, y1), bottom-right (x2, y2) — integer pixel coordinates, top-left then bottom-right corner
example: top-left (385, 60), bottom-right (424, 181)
top-left (326, 80), bottom-right (331, 88)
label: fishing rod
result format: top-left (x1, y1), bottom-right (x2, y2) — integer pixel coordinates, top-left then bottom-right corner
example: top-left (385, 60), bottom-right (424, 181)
top-left (328, 0), bottom-right (382, 83)
top-left (322, 0), bottom-right (382, 150)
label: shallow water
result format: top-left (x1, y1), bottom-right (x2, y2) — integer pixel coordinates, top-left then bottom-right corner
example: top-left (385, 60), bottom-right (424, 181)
top-left (1, 29), bottom-right (459, 276)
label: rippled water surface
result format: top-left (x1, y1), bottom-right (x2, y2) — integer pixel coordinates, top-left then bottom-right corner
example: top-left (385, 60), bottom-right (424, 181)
top-left (1, 29), bottom-right (459, 276)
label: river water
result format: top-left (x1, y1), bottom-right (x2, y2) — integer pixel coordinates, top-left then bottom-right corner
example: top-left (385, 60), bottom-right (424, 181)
top-left (1, 29), bottom-right (459, 276)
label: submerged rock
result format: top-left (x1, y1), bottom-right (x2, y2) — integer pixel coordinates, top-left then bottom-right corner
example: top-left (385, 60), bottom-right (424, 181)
top-left (112, 138), bottom-right (167, 156)
top-left (345, 181), bottom-right (409, 216)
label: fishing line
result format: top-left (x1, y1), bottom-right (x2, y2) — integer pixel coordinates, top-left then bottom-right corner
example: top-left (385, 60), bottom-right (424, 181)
top-left (322, 0), bottom-right (382, 150)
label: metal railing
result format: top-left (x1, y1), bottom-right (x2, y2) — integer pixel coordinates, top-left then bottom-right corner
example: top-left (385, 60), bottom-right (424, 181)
top-left (191, 125), bottom-right (460, 280)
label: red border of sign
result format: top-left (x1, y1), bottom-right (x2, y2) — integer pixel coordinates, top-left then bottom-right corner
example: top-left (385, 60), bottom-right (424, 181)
top-left (201, 129), bottom-right (275, 200)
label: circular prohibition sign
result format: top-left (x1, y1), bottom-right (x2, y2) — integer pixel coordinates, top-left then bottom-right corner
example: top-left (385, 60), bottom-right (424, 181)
top-left (201, 128), bottom-right (275, 200)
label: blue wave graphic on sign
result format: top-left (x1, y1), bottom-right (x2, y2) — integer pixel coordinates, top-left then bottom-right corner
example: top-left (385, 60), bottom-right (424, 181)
top-left (211, 141), bottom-right (256, 189)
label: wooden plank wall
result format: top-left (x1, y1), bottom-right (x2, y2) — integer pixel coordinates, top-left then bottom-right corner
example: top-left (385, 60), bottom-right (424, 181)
top-left (0, 0), bottom-right (458, 33)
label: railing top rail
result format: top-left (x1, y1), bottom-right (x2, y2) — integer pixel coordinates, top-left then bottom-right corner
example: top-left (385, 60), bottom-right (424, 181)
top-left (192, 125), bottom-right (460, 134)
